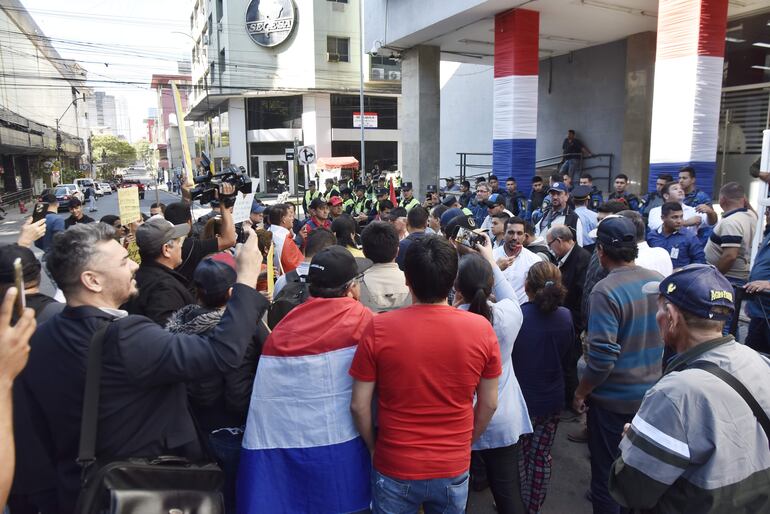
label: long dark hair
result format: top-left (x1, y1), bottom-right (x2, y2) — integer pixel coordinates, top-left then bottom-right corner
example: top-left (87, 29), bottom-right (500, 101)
top-left (524, 261), bottom-right (566, 313)
top-left (455, 254), bottom-right (494, 323)
top-left (331, 215), bottom-right (360, 249)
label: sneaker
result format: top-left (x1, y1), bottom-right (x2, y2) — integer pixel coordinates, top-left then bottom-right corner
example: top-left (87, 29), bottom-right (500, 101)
top-left (567, 426), bottom-right (589, 443)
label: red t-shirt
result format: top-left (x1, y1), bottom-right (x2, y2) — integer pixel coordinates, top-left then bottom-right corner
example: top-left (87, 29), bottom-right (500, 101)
top-left (349, 304), bottom-right (502, 480)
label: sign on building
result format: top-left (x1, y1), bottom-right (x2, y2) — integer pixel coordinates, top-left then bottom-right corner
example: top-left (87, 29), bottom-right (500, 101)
top-left (353, 112), bottom-right (379, 129)
top-left (245, 0), bottom-right (297, 48)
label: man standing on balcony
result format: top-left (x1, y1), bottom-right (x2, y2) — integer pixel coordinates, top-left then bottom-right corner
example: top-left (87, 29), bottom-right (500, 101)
top-left (560, 130), bottom-right (593, 181)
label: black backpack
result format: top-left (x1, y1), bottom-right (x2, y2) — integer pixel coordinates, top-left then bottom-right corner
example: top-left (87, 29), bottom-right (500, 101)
top-left (267, 270), bottom-right (309, 329)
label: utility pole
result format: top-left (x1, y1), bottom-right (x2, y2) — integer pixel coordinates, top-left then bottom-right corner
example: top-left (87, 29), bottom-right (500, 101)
top-left (358, 0), bottom-right (366, 182)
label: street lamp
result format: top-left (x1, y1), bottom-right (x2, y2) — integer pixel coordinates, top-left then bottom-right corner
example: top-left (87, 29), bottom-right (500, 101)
top-left (56, 93), bottom-right (86, 170)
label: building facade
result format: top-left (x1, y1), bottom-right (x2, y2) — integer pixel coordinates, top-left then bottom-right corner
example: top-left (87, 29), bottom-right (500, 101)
top-left (186, 0), bottom-right (401, 194)
top-left (149, 74), bottom-right (195, 185)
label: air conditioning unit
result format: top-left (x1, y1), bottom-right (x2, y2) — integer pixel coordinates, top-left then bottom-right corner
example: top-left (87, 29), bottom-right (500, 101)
top-left (371, 67), bottom-right (385, 80)
top-left (388, 70), bottom-right (402, 81)
top-left (327, 53), bottom-right (340, 62)
top-left (332, 2), bottom-right (345, 11)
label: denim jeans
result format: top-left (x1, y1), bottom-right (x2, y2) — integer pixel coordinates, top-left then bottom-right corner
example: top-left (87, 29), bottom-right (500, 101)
top-left (560, 158), bottom-right (580, 181)
top-left (371, 469), bottom-right (469, 514)
top-left (587, 403), bottom-right (633, 514)
top-left (208, 427), bottom-right (243, 514)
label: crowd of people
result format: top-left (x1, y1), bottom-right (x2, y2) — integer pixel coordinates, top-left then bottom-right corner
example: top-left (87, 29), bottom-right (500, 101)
top-left (0, 164), bottom-right (768, 514)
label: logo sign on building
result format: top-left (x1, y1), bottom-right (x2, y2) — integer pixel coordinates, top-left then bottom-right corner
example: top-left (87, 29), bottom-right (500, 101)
top-left (245, 0), bottom-right (297, 48)
top-left (353, 112), bottom-right (379, 129)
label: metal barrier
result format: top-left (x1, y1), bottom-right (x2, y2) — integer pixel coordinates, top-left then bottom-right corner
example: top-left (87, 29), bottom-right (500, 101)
top-left (0, 188), bottom-right (34, 207)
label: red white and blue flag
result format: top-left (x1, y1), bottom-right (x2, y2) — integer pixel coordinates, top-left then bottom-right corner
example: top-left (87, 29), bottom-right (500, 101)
top-left (238, 297), bottom-right (374, 514)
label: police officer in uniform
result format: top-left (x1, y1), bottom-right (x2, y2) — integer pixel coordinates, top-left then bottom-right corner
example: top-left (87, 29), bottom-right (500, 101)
top-left (303, 181), bottom-right (321, 215)
top-left (322, 178), bottom-right (340, 201)
top-left (399, 182), bottom-right (421, 212)
top-left (352, 184), bottom-right (372, 225)
top-left (340, 187), bottom-right (355, 215)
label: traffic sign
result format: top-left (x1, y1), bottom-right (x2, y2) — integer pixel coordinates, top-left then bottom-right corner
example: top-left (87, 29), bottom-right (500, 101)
top-left (298, 145), bottom-right (316, 166)
top-left (285, 148), bottom-right (294, 161)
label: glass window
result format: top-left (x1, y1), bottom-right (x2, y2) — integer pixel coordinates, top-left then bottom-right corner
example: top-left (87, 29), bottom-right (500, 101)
top-left (220, 109), bottom-right (229, 148)
top-left (246, 96), bottom-right (303, 130)
top-left (370, 55), bottom-right (401, 81)
top-left (724, 12), bottom-right (770, 87)
top-left (217, 0), bottom-right (223, 23)
top-left (330, 95), bottom-right (398, 129)
top-left (327, 36), bottom-right (350, 62)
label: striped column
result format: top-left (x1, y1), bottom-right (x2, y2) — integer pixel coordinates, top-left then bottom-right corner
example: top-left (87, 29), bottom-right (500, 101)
top-left (493, 9), bottom-right (539, 195)
top-left (648, 0), bottom-right (728, 197)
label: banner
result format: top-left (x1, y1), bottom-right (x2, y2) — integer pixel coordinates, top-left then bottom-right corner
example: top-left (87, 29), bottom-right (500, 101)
top-left (171, 82), bottom-right (194, 184)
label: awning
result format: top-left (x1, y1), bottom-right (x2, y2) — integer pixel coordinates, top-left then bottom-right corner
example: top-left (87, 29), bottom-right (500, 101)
top-left (316, 157), bottom-right (359, 170)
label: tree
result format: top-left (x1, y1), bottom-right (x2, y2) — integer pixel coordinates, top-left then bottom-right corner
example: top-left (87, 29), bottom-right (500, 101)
top-left (91, 135), bottom-right (136, 176)
top-left (134, 139), bottom-right (153, 169)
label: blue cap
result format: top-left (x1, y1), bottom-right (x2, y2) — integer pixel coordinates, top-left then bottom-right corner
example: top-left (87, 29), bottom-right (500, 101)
top-left (193, 257), bottom-right (237, 297)
top-left (642, 264), bottom-right (735, 321)
top-left (486, 193), bottom-right (506, 206)
top-left (440, 207), bottom-right (464, 227)
top-left (596, 216), bottom-right (636, 248)
top-left (251, 200), bottom-right (266, 214)
top-left (548, 182), bottom-right (569, 193)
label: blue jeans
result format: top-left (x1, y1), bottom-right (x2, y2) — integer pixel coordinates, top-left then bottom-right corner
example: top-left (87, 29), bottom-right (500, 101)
top-left (587, 403), bottom-right (633, 514)
top-left (560, 158), bottom-right (580, 180)
top-left (371, 469), bottom-right (469, 514)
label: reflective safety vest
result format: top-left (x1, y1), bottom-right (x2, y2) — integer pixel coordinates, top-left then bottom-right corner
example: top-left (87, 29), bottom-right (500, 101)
top-left (304, 189), bottom-right (320, 207)
top-left (353, 196), bottom-right (372, 215)
top-left (322, 186), bottom-right (340, 201)
top-left (400, 197), bottom-right (420, 212)
top-left (343, 198), bottom-right (355, 213)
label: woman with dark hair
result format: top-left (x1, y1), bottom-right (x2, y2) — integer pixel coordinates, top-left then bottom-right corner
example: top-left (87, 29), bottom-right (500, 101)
top-left (454, 238), bottom-right (531, 514)
top-left (513, 261), bottom-right (573, 514)
top-left (331, 214), bottom-right (364, 257)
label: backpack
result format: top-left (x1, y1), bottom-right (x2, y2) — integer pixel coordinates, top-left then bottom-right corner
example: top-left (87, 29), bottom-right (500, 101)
top-left (267, 270), bottom-right (309, 329)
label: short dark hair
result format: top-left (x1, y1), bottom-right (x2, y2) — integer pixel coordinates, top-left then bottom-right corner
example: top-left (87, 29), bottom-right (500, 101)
top-left (361, 221), bottom-right (399, 263)
top-left (568, 129), bottom-right (575, 134)
top-left (506, 216), bottom-right (527, 231)
top-left (407, 206), bottom-right (428, 229)
top-left (661, 181), bottom-right (679, 197)
top-left (403, 235), bottom-right (457, 303)
top-left (305, 228), bottom-right (336, 258)
top-left (598, 241), bottom-right (638, 263)
top-left (431, 204), bottom-right (449, 221)
top-left (661, 201), bottom-right (683, 217)
top-left (164, 202), bottom-right (192, 225)
top-left (388, 207), bottom-right (407, 220)
top-left (550, 173), bottom-right (562, 183)
top-left (679, 165), bottom-right (695, 177)
top-left (378, 199), bottom-right (393, 212)
top-left (615, 174), bottom-right (629, 182)
top-left (331, 215), bottom-right (359, 248)
top-left (491, 212), bottom-right (510, 222)
top-left (506, 177), bottom-right (516, 183)
top-left (488, 174), bottom-right (499, 181)
top-left (196, 287), bottom-right (230, 309)
top-left (598, 201), bottom-right (626, 215)
top-left (657, 173), bottom-right (674, 182)
top-left (580, 173), bottom-right (593, 181)
top-left (532, 176), bottom-right (543, 184)
top-left (47, 223), bottom-right (117, 296)
top-left (269, 204), bottom-right (290, 226)
top-left (150, 202), bottom-right (166, 213)
top-left (461, 180), bottom-right (470, 188)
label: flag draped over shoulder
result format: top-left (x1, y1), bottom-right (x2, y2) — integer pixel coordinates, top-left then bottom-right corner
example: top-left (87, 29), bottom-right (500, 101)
top-left (238, 297), bottom-right (374, 514)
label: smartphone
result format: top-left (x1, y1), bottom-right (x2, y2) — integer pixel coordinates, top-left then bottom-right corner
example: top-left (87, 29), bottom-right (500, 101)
top-left (32, 202), bottom-right (49, 223)
top-left (13, 257), bottom-right (25, 319)
top-left (453, 226), bottom-right (486, 249)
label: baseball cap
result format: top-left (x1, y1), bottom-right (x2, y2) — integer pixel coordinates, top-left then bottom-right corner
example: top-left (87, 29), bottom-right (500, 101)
top-left (485, 193), bottom-right (506, 207)
top-left (328, 196), bottom-right (343, 207)
top-left (193, 257), bottom-right (237, 297)
top-left (571, 185), bottom-right (591, 200)
top-left (548, 182), bottom-right (569, 194)
top-left (309, 197), bottom-right (328, 210)
top-left (442, 195), bottom-right (459, 207)
top-left (440, 207), bottom-right (465, 228)
top-left (595, 215), bottom-right (636, 248)
top-left (401, 181), bottom-right (413, 191)
top-left (443, 177), bottom-right (455, 182)
top-left (307, 246), bottom-right (373, 289)
top-left (445, 213), bottom-right (477, 239)
top-left (251, 200), bottom-right (266, 214)
top-left (0, 244), bottom-right (40, 285)
top-left (426, 185), bottom-right (438, 193)
top-left (641, 264), bottom-right (735, 321)
top-left (135, 218), bottom-right (190, 254)
top-left (355, 184), bottom-right (367, 192)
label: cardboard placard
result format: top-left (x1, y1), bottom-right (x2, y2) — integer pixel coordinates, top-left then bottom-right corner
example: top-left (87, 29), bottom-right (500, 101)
top-left (117, 187), bottom-right (141, 226)
top-left (231, 192), bottom-right (256, 224)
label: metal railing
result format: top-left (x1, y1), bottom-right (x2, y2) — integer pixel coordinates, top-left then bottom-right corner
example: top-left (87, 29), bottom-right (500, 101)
top-left (0, 188), bottom-right (34, 207)
top-left (455, 152), bottom-right (614, 192)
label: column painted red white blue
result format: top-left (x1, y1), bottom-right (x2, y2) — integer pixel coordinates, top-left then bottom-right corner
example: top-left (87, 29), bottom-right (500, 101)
top-left (648, 0), bottom-right (728, 197)
top-left (493, 9), bottom-right (539, 194)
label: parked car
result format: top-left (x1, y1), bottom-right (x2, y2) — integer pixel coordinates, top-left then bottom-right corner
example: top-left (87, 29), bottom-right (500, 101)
top-left (56, 183), bottom-right (84, 203)
top-left (53, 185), bottom-right (81, 211)
top-left (119, 179), bottom-right (146, 199)
top-left (99, 182), bottom-right (112, 195)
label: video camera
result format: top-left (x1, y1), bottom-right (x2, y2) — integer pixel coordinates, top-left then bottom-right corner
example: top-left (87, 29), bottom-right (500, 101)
top-left (190, 165), bottom-right (252, 207)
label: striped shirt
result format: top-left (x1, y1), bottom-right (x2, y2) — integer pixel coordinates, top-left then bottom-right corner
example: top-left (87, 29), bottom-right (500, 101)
top-left (609, 337), bottom-right (770, 513)
top-left (705, 208), bottom-right (757, 281)
top-left (584, 265), bottom-right (664, 414)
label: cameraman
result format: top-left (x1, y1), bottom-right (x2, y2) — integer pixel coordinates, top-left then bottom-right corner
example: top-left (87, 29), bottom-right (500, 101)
top-left (165, 179), bottom-right (237, 285)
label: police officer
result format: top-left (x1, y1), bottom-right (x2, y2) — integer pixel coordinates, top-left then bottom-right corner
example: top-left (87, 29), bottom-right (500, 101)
top-left (322, 178), bottom-right (340, 201)
top-left (352, 184), bottom-right (372, 226)
top-left (578, 173), bottom-right (604, 211)
top-left (340, 187), bottom-right (355, 215)
top-left (399, 182), bottom-right (421, 211)
top-left (303, 181), bottom-right (321, 215)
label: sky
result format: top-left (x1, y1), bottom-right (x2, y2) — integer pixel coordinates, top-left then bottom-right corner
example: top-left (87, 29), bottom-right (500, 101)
top-left (20, 0), bottom-right (192, 142)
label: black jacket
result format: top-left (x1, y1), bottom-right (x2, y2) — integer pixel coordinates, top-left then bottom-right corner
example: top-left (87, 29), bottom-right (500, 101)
top-left (166, 304), bottom-right (269, 433)
top-left (559, 244), bottom-right (591, 334)
top-left (124, 260), bottom-right (195, 325)
top-left (17, 284), bottom-right (267, 513)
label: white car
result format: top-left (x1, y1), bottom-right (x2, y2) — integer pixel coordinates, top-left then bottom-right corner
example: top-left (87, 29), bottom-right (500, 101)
top-left (99, 182), bottom-right (112, 195)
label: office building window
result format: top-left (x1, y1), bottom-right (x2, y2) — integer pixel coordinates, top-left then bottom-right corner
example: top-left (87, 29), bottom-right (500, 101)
top-left (247, 96), bottom-right (303, 130)
top-left (217, 0), bottom-right (223, 22)
top-left (327, 36), bottom-right (350, 62)
top-left (330, 95), bottom-right (397, 129)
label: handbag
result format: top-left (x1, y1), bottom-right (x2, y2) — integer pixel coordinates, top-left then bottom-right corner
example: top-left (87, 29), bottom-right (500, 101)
top-left (75, 323), bottom-right (225, 514)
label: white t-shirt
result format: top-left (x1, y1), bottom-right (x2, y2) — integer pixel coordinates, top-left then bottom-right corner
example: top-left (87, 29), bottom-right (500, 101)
top-left (492, 245), bottom-right (542, 304)
top-left (636, 242), bottom-right (673, 277)
top-left (648, 203), bottom-right (711, 236)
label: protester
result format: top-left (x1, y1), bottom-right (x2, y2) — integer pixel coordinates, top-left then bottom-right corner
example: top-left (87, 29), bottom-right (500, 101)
top-left (429, 204), bottom-right (449, 235)
top-left (493, 217), bottom-right (543, 304)
top-left (249, 200), bottom-right (266, 229)
top-left (328, 196), bottom-right (345, 220)
top-left (529, 176), bottom-right (546, 218)
top-left (63, 198), bottom-right (94, 229)
top-left (610, 264), bottom-right (770, 513)
top-left (679, 165), bottom-right (711, 208)
top-left (442, 176), bottom-right (461, 194)
top-left (305, 197), bottom-right (332, 233)
top-left (646, 202), bottom-right (706, 269)
top-left (572, 216), bottom-right (664, 514)
top-left (705, 182), bottom-right (756, 289)
top-left (535, 182), bottom-right (584, 245)
top-left (621, 210), bottom-right (673, 277)
top-left (0, 245), bottom-right (61, 323)
top-left (267, 203), bottom-right (303, 274)
top-left (358, 221), bottom-right (411, 312)
top-left (239, 246), bottom-right (374, 514)
top-left (488, 174), bottom-right (507, 200)
top-left (490, 212), bottom-right (510, 249)
top-left (387, 206), bottom-right (409, 240)
top-left (273, 228), bottom-right (336, 297)
top-left (513, 261), bottom-right (573, 514)
top-left (350, 235), bottom-right (501, 514)
top-left (454, 243), bottom-right (532, 514)
top-left (607, 174), bottom-right (640, 211)
top-left (522, 220), bottom-right (552, 263)
top-left (470, 182), bottom-right (491, 227)
top-left (459, 180), bottom-right (472, 207)
top-left (149, 202), bottom-right (166, 217)
top-left (397, 206), bottom-right (429, 269)
top-left (34, 193), bottom-right (64, 254)
top-left (481, 193), bottom-right (513, 231)
top-left (18, 223), bottom-right (267, 513)
top-left (123, 218), bottom-right (193, 325)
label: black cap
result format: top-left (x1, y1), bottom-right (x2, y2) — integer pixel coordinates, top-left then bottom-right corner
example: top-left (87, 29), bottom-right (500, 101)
top-left (309, 197), bottom-right (328, 210)
top-left (0, 244), bottom-right (40, 284)
top-left (401, 182), bottom-right (413, 191)
top-left (307, 246), bottom-right (373, 289)
top-left (596, 216), bottom-right (636, 248)
top-left (355, 184), bottom-right (367, 192)
top-left (376, 187), bottom-right (389, 197)
top-left (642, 264), bottom-right (735, 321)
top-left (426, 185), bottom-right (438, 193)
top-left (441, 195), bottom-right (459, 207)
top-left (42, 193), bottom-right (58, 204)
top-left (571, 185), bottom-right (592, 200)
top-left (193, 257), bottom-right (237, 297)
top-left (445, 213), bottom-right (477, 239)
top-left (340, 187), bottom-right (352, 196)
top-left (444, 177), bottom-right (455, 182)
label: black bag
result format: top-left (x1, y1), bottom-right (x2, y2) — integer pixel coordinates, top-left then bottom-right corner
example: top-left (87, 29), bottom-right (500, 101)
top-left (267, 270), bottom-right (309, 329)
top-left (75, 323), bottom-right (225, 514)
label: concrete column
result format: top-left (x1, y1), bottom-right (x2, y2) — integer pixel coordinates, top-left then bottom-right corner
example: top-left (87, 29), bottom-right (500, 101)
top-left (493, 9), bottom-right (539, 195)
top-left (400, 45), bottom-right (440, 198)
top-left (302, 93), bottom-right (332, 187)
top-left (621, 32), bottom-right (656, 191)
top-left (229, 98), bottom-right (248, 171)
top-left (648, 0), bottom-right (728, 197)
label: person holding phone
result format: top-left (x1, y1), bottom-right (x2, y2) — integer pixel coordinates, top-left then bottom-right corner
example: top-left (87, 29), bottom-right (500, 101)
top-left (33, 194), bottom-right (64, 254)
